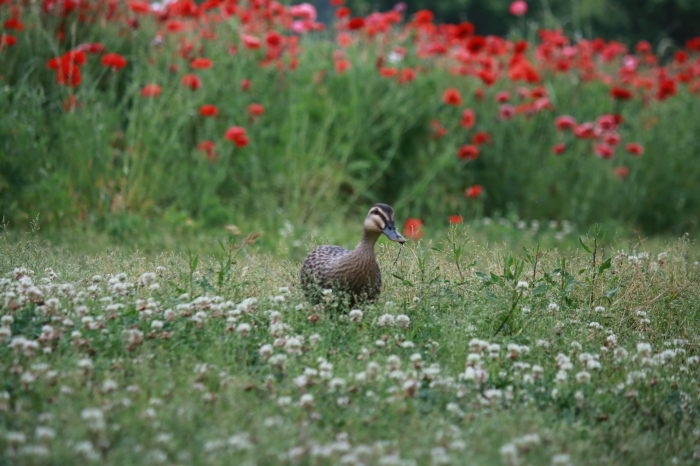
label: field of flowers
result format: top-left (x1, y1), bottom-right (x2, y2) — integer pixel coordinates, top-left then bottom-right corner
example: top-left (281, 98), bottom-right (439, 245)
top-left (1, 0), bottom-right (700, 236)
top-left (2, 226), bottom-right (700, 464)
top-left (2, 1), bottom-right (700, 464)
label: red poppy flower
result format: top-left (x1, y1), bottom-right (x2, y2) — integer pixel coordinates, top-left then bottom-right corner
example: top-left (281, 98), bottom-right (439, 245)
top-left (472, 132), bottom-right (491, 145)
top-left (1, 34), bottom-right (16, 47)
top-left (199, 104), bottom-right (218, 117)
top-left (474, 88), bottom-right (485, 100)
top-left (596, 114), bottom-right (619, 131)
top-left (247, 103), bottom-right (264, 118)
top-left (602, 132), bottom-right (621, 146)
top-left (674, 51), bottom-right (688, 64)
top-left (555, 115), bottom-right (576, 131)
top-left (127, 0), bottom-right (151, 13)
top-left (656, 77), bottom-right (676, 100)
top-left (495, 91), bottom-right (511, 103)
top-left (573, 123), bottom-right (595, 139)
top-left (414, 10), bottom-right (434, 24)
top-left (552, 143), bottom-right (566, 155)
top-left (335, 59), bottom-right (351, 74)
top-left (197, 140), bottom-right (217, 161)
top-left (48, 52), bottom-right (84, 87)
top-left (448, 215), bottom-right (463, 224)
top-left (4, 18), bottom-right (24, 31)
top-left (181, 74), bottom-right (201, 90)
top-left (397, 68), bottom-right (416, 84)
top-left (458, 145), bottom-right (479, 160)
top-left (635, 41), bottom-right (652, 54)
top-left (379, 67), bottom-right (399, 78)
top-left (509, 1), bottom-right (528, 16)
top-left (337, 32), bottom-right (354, 48)
top-left (465, 185), bottom-right (483, 199)
top-left (225, 126), bottom-right (249, 147)
top-left (191, 58), bottom-right (213, 69)
top-left (347, 17), bottom-right (365, 30)
top-left (101, 53), bottom-right (127, 71)
top-left (687, 37), bottom-right (700, 52)
top-left (330, 0), bottom-right (344, 5)
top-left (78, 42), bottom-right (105, 54)
top-left (50, 50), bottom-right (86, 68)
top-left (610, 86), bottom-right (632, 100)
top-left (241, 79), bottom-right (250, 91)
top-left (460, 109), bottom-right (475, 128)
top-left (241, 34), bottom-right (262, 50)
top-left (140, 84), bottom-right (162, 97)
top-left (595, 143), bottom-right (615, 159)
top-left (612, 166), bottom-right (629, 180)
top-left (336, 7), bottom-right (351, 19)
top-left (404, 218), bottom-right (423, 240)
top-left (265, 31), bottom-right (283, 48)
top-left (625, 143), bottom-right (644, 156)
top-left (498, 104), bottom-right (515, 120)
top-left (442, 87), bottom-right (462, 106)
top-left (167, 21), bottom-right (185, 33)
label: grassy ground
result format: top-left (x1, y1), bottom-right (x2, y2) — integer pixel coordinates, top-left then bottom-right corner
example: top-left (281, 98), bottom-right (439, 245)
top-left (1, 225), bottom-right (699, 464)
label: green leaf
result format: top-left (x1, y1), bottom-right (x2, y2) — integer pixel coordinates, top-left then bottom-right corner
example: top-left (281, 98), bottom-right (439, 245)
top-left (579, 237), bottom-right (592, 253)
top-left (531, 283), bottom-right (548, 296)
top-left (391, 273), bottom-right (414, 287)
top-left (598, 258), bottom-right (612, 274)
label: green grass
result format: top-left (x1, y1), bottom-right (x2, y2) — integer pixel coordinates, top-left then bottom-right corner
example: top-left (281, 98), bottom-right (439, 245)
top-left (1, 226), bottom-right (699, 464)
top-left (1, 4), bottom-right (700, 235)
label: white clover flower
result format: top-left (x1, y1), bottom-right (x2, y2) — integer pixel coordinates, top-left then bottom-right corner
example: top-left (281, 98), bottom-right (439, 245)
top-left (259, 344), bottom-right (273, 358)
top-left (80, 408), bottom-right (105, 432)
top-left (35, 426), bottom-right (56, 442)
top-left (329, 377), bottom-right (346, 392)
top-left (395, 314), bottom-right (410, 329)
top-left (6, 431), bottom-right (26, 446)
top-left (548, 302), bottom-right (560, 312)
top-left (551, 453), bottom-right (572, 466)
top-left (575, 371), bottom-right (591, 384)
top-left (637, 342), bottom-right (652, 357)
top-left (74, 441), bottom-right (100, 460)
top-left (516, 281), bottom-right (529, 291)
top-left (299, 393), bottom-right (315, 409)
top-left (349, 309), bottom-right (363, 322)
top-left (377, 314), bottom-right (395, 327)
top-left (284, 337), bottom-right (303, 354)
top-left (594, 306), bottom-right (605, 312)
top-left (500, 443), bottom-right (519, 464)
top-left (140, 272), bottom-right (157, 285)
top-left (101, 379), bottom-right (118, 393)
top-left (236, 323), bottom-right (252, 337)
top-left (387, 355), bottom-right (401, 370)
top-left (150, 320), bottom-right (164, 330)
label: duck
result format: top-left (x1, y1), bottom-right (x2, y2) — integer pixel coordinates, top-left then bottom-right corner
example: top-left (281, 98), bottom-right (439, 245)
top-left (301, 203), bottom-right (406, 306)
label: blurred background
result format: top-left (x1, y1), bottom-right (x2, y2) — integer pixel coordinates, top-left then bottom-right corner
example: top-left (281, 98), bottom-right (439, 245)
top-left (324, 0), bottom-right (700, 47)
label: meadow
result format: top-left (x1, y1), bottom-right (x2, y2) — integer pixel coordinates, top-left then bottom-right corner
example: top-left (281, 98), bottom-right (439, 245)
top-left (2, 0), bottom-right (700, 464)
top-left (2, 223), bottom-right (700, 464)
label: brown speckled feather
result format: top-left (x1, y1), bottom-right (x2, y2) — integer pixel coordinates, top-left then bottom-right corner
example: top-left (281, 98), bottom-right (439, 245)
top-left (300, 204), bottom-right (403, 307)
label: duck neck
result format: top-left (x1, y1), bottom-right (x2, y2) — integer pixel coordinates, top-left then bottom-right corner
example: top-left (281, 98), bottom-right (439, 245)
top-left (355, 230), bottom-right (381, 257)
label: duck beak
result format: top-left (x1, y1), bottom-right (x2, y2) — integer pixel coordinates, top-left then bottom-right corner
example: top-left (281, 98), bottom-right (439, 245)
top-left (382, 222), bottom-right (406, 244)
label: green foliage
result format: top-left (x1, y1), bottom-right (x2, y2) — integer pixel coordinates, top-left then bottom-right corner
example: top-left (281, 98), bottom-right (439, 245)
top-left (1, 6), bottom-right (700, 237)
